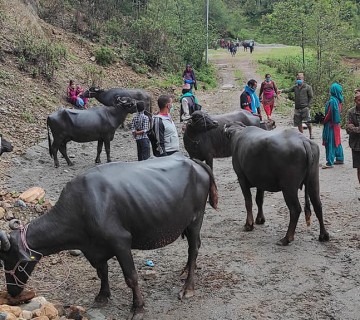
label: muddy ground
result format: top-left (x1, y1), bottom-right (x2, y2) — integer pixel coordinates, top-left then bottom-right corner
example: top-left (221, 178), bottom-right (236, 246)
top-left (1, 47), bottom-right (360, 320)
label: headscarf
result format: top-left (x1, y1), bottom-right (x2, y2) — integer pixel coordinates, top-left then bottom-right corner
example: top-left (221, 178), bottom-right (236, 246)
top-left (244, 85), bottom-right (261, 113)
top-left (330, 82), bottom-right (344, 103)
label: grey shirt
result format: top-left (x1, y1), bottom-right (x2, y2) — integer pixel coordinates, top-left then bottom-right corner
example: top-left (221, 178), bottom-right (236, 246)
top-left (283, 83), bottom-right (313, 109)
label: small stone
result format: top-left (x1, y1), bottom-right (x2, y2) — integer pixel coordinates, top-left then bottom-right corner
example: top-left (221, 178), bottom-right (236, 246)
top-left (0, 207), bottom-right (5, 219)
top-left (143, 270), bottom-right (157, 280)
top-left (14, 199), bottom-right (27, 208)
top-left (20, 310), bottom-right (33, 319)
top-left (69, 250), bottom-right (82, 256)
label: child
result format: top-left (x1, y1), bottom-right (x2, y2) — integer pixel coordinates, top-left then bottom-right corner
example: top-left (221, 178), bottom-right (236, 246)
top-left (131, 101), bottom-right (151, 161)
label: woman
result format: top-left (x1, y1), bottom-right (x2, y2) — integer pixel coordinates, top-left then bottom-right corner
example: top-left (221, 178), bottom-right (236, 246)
top-left (182, 64), bottom-right (197, 90)
top-left (259, 73), bottom-right (278, 120)
top-left (322, 82), bottom-right (344, 168)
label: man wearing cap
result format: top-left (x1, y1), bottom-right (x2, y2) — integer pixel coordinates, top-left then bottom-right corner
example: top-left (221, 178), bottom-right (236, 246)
top-left (346, 90), bottom-right (360, 200)
top-left (180, 83), bottom-right (200, 124)
top-left (279, 73), bottom-right (314, 139)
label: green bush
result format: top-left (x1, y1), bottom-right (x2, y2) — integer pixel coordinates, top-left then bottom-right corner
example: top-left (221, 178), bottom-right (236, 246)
top-left (94, 47), bottom-right (115, 66)
top-left (14, 34), bottom-right (67, 81)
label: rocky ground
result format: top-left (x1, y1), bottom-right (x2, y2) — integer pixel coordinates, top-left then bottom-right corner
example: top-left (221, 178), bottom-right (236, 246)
top-left (0, 47), bottom-right (360, 320)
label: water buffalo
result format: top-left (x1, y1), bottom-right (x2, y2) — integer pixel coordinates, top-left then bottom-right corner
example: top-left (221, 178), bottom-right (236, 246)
top-left (183, 110), bottom-right (275, 169)
top-left (47, 97), bottom-right (136, 168)
top-left (0, 135), bottom-right (13, 156)
top-left (82, 86), bottom-right (152, 114)
top-left (225, 123), bottom-right (329, 245)
top-left (0, 153), bottom-right (218, 319)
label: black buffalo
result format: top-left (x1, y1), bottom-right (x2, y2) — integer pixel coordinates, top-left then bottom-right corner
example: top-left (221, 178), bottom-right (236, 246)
top-left (226, 123), bottom-right (329, 245)
top-left (183, 110), bottom-right (275, 169)
top-left (82, 86), bottom-right (152, 114)
top-left (0, 153), bottom-right (218, 319)
top-left (0, 135), bottom-right (13, 156)
top-left (47, 97), bottom-right (136, 167)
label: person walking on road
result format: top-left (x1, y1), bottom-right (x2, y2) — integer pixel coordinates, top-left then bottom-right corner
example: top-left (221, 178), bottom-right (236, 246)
top-left (346, 90), bottom-right (360, 199)
top-left (279, 73), bottom-right (314, 139)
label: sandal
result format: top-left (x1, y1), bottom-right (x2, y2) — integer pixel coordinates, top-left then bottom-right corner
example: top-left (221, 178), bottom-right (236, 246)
top-left (322, 164), bottom-right (333, 169)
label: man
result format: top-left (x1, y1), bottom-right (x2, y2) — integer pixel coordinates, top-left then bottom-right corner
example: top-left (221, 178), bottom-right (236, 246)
top-left (240, 79), bottom-right (262, 120)
top-left (280, 73), bottom-right (314, 139)
top-left (180, 83), bottom-right (201, 125)
top-left (151, 94), bottom-right (180, 157)
top-left (346, 91), bottom-right (360, 200)
top-left (131, 101), bottom-right (151, 161)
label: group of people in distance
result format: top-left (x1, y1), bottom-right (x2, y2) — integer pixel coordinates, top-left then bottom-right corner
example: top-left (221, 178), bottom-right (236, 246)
top-left (65, 65), bottom-right (360, 199)
top-left (239, 72), bottom-right (360, 198)
top-left (130, 64), bottom-right (199, 162)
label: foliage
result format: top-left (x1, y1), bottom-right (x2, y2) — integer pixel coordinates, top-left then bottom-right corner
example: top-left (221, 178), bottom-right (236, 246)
top-left (82, 64), bottom-right (106, 87)
top-left (13, 34), bottom-right (67, 81)
top-left (94, 47), bottom-right (115, 66)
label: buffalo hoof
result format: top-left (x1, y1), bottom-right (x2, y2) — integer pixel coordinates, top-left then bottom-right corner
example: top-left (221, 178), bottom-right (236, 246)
top-left (54, 163), bottom-right (59, 168)
top-left (276, 237), bottom-right (291, 246)
top-left (127, 311), bottom-right (144, 320)
top-left (244, 223), bottom-right (254, 231)
top-left (178, 286), bottom-right (195, 300)
top-left (255, 217), bottom-right (265, 225)
top-left (95, 160), bottom-right (101, 164)
top-left (319, 232), bottom-right (330, 242)
top-left (68, 162), bottom-right (74, 167)
top-left (94, 294), bottom-right (109, 307)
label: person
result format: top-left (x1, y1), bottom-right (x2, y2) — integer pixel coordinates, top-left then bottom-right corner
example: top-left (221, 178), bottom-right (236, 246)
top-left (151, 94), bottom-right (180, 157)
top-left (67, 80), bottom-right (77, 105)
top-left (280, 73), bottom-right (314, 139)
top-left (182, 64), bottom-right (197, 90)
top-left (249, 40), bottom-right (254, 54)
top-left (240, 79), bottom-right (262, 120)
top-left (259, 73), bottom-right (278, 120)
top-left (131, 101), bottom-right (151, 161)
top-left (66, 80), bottom-right (87, 109)
top-left (179, 83), bottom-right (200, 125)
top-left (322, 82), bottom-right (344, 169)
top-left (346, 90), bottom-right (360, 199)
top-left (75, 84), bottom-right (89, 109)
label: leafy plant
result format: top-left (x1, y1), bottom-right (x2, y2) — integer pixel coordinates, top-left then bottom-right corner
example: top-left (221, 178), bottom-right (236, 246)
top-left (94, 47), bottom-right (115, 66)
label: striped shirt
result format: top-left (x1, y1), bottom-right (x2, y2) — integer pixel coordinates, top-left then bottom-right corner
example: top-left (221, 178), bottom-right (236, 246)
top-left (131, 112), bottom-right (150, 140)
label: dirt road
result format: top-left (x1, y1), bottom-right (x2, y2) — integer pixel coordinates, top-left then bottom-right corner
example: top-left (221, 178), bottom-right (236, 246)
top-left (2, 47), bottom-right (360, 320)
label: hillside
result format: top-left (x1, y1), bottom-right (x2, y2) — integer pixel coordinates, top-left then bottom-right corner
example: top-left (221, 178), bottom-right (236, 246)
top-left (0, 0), bottom-right (165, 156)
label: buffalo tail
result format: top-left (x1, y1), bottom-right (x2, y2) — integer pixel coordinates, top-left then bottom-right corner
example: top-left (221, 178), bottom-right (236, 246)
top-left (47, 120), bottom-right (53, 158)
top-left (191, 158), bottom-right (218, 210)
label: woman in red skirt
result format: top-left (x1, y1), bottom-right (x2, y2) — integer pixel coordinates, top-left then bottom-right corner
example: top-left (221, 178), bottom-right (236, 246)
top-left (259, 74), bottom-right (278, 120)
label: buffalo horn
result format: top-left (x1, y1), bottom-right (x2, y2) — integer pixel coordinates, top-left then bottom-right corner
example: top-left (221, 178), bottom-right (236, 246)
top-left (9, 219), bottom-right (21, 230)
top-left (0, 231), bottom-right (10, 251)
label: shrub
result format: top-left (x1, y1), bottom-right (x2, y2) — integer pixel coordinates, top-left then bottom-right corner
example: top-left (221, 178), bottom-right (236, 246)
top-left (94, 47), bottom-right (114, 66)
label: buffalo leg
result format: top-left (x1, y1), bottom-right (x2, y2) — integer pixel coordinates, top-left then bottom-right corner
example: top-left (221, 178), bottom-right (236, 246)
top-left (51, 141), bottom-right (61, 168)
top-left (304, 186), bottom-right (312, 226)
top-left (179, 213), bottom-right (204, 300)
top-left (104, 140), bottom-right (112, 163)
top-left (238, 178), bottom-right (254, 231)
top-left (307, 183), bottom-right (330, 242)
top-left (255, 188), bottom-right (265, 224)
top-left (94, 262), bottom-right (111, 304)
top-left (279, 190), bottom-right (302, 245)
top-left (115, 249), bottom-right (144, 320)
top-left (58, 143), bottom-right (73, 166)
top-left (95, 140), bottom-right (103, 163)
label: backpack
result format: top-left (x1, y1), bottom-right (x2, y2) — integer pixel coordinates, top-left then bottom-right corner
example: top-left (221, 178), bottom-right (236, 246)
top-left (180, 96), bottom-right (202, 119)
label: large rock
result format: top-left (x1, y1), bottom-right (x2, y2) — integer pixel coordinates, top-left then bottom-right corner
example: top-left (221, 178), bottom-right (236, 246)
top-left (19, 187), bottom-right (45, 203)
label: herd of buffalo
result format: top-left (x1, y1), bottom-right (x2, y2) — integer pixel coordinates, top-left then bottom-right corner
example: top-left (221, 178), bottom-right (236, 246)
top-left (0, 87), bottom-right (329, 320)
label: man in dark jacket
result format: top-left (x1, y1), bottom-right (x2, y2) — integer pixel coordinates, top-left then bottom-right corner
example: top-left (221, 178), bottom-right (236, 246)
top-left (346, 91), bottom-right (360, 199)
